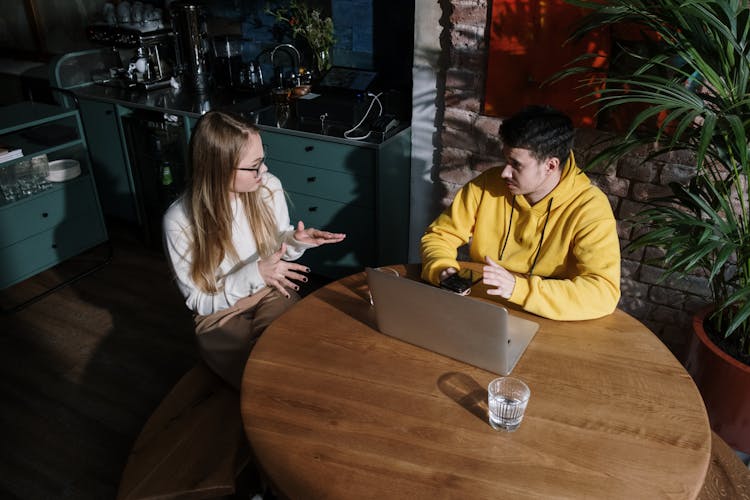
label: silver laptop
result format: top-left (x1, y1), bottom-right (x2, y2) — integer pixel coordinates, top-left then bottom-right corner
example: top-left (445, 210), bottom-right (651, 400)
top-left (366, 267), bottom-right (539, 375)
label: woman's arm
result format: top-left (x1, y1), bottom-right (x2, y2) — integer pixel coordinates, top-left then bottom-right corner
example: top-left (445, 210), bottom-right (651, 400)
top-left (265, 175), bottom-right (344, 259)
top-left (163, 200), bottom-right (267, 316)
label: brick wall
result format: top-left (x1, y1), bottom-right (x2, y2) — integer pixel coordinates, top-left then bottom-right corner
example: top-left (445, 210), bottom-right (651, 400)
top-left (436, 0), bottom-right (710, 356)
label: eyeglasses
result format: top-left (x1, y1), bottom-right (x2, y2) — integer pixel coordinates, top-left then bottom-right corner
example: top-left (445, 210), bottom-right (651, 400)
top-left (236, 157), bottom-right (265, 175)
top-left (236, 166), bottom-right (261, 174)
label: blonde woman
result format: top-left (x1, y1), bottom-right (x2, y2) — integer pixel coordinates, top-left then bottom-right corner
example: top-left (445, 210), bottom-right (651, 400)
top-left (163, 111), bottom-right (345, 388)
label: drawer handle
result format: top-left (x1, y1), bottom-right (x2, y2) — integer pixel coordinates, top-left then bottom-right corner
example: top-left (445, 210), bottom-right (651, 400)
top-left (304, 145), bottom-right (314, 152)
top-left (42, 212), bottom-right (49, 218)
top-left (306, 176), bottom-right (316, 183)
top-left (51, 243), bottom-right (57, 249)
top-left (308, 206), bottom-right (318, 212)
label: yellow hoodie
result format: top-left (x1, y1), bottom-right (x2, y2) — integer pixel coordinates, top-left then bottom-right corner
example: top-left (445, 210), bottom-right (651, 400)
top-left (421, 153), bottom-right (621, 320)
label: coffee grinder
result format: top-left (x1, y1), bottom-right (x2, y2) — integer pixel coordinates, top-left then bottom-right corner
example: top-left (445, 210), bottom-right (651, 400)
top-left (170, 1), bottom-right (212, 93)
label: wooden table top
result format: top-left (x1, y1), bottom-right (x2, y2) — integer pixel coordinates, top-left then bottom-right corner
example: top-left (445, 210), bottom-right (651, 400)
top-left (241, 265), bottom-right (711, 499)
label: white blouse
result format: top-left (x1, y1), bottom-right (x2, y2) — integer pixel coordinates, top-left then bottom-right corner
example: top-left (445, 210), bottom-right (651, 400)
top-left (163, 173), bottom-right (312, 316)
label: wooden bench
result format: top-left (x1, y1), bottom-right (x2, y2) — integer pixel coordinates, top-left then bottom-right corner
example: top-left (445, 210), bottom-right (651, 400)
top-left (117, 362), bottom-right (250, 500)
top-left (698, 431), bottom-right (750, 500)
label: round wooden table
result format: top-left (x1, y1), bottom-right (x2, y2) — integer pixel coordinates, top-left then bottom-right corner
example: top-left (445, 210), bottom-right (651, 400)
top-left (241, 265), bottom-right (711, 499)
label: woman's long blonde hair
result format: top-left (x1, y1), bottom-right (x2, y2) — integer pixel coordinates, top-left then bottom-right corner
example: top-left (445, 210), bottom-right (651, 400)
top-left (186, 111), bottom-right (278, 293)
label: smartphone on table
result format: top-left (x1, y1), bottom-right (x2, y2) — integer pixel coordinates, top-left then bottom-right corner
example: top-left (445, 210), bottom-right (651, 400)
top-left (439, 268), bottom-right (482, 295)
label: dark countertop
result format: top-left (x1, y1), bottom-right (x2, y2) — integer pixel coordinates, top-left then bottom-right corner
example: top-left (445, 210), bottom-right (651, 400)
top-left (71, 82), bottom-right (265, 119)
top-left (71, 83), bottom-right (407, 147)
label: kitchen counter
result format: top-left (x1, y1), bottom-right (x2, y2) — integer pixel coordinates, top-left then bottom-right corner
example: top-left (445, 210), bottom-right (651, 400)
top-left (71, 83), bottom-right (404, 147)
top-left (71, 83), bottom-right (265, 121)
top-left (53, 48), bottom-right (406, 146)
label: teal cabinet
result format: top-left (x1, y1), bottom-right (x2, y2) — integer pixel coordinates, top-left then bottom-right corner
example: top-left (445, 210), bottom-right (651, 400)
top-left (0, 102), bottom-right (108, 289)
top-left (261, 128), bottom-right (411, 278)
top-left (78, 99), bottom-right (138, 223)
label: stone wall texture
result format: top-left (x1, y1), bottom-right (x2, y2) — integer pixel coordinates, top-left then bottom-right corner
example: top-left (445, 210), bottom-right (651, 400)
top-left (437, 0), bottom-right (710, 356)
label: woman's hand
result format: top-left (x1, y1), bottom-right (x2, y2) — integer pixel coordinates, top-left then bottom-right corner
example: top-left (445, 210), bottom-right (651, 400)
top-left (483, 256), bottom-right (516, 299)
top-left (293, 221), bottom-right (346, 246)
top-left (258, 243), bottom-right (310, 298)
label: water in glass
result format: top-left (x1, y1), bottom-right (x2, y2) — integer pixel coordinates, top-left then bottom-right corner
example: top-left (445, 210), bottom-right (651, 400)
top-left (487, 377), bottom-right (530, 432)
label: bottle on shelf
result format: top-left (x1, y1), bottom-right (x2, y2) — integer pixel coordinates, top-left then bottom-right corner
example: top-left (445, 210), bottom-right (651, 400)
top-left (161, 161), bottom-right (173, 186)
top-left (154, 136), bottom-right (180, 210)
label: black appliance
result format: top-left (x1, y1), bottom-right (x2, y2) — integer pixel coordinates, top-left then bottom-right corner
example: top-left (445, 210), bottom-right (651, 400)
top-left (86, 24), bottom-right (177, 90)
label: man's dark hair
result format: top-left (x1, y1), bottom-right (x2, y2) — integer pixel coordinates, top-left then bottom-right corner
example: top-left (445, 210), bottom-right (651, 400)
top-left (499, 105), bottom-right (575, 163)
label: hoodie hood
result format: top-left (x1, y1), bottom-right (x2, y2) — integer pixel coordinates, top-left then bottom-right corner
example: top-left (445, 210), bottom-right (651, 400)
top-left (512, 151), bottom-right (588, 215)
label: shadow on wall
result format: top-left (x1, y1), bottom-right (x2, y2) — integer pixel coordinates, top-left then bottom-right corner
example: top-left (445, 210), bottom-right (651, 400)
top-left (409, 64), bottom-right (447, 260)
top-left (405, 0), bottom-right (455, 259)
top-left (434, 0), bottom-right (453, 186)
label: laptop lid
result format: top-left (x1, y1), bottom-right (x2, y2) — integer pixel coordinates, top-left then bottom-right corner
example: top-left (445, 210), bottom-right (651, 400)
top-left (313, 66), bottom-right (378, 95)
top-left (366, 267), bottom-right (539, 375)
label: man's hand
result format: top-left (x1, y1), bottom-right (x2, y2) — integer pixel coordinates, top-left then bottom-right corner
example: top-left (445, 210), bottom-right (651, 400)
top-left (438, 267), bottom-right (458, 282)
top-left (483, 256), bottom-right (516, 299)
top-left (258, 243), bottom-right (309, 298)
top-left (294, 221), bottom-right (346, 246)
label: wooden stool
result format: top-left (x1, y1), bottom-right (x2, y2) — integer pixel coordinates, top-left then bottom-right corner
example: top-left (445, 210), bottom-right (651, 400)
top-left (117, 362), bottom-right (250, 500)
top-left (698, 431), bottom-right (750, 500)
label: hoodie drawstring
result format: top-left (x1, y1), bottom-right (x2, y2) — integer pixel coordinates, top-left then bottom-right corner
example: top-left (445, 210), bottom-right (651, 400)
top-left (499, 196), bottom-right (553, 277)
top-left (529, 197), bottom-right (553, 276)
top-left (499, 196), bottom-right (516, 261)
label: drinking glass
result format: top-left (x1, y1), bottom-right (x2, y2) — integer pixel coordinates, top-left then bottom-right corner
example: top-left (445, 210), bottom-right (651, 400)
top-left (0, 164), bottom-right (18, 202)
top-left (14, 160), bottom-right (34, 198)
top-left (31, 154), bottom-right (50, 192)
top-left (487, 377), bottom-right (530, 431)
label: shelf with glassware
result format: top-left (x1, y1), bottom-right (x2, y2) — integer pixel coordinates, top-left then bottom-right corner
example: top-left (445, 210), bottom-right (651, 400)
top-left (0, 101), bottom-right (108, 290)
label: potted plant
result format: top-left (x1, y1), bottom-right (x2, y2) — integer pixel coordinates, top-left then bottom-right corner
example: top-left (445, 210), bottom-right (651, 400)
top-left (266, 0), bottom-right (336, 75)
top-left (561, 0), bottom-right (750, 452)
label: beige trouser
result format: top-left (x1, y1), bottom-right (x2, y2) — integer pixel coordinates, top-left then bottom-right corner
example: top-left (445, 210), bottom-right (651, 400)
top-left (194, 288), bottom-right (300, 390)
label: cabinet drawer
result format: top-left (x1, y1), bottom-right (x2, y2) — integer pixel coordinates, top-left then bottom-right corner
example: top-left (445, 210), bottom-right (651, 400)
top-left (261, 131), bottom-right (375, 176)
top-left (0, 212), bottom-right (107, 289)
top-left (271, 161), bottom-right (374, 208)
top-left (0, 177), bottom-right (98, 248)
top-left (286, 192), bottom-right (375, 277)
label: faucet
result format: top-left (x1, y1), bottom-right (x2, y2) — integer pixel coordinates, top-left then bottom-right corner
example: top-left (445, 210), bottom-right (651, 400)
top-left (270, 43), bottom-right (301, 86)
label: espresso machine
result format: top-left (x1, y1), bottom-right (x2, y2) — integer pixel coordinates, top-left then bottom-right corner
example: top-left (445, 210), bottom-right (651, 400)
top-left (86, 24), bottom-right (177, 90)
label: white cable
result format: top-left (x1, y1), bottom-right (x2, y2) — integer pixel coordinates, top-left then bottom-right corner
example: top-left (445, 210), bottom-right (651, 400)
top-left (344, 92), bottom-right (383, 140)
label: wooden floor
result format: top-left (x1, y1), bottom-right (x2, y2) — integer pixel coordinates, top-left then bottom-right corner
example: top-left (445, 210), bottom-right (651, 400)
top-left (0, 222), bottom-right (328, 499)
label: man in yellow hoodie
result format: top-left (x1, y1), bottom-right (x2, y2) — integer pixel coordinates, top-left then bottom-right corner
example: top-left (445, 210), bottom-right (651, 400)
top-left (421, 105), bottom-right (620, 320)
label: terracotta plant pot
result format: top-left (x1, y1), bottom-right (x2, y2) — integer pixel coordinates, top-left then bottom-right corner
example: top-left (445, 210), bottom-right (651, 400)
top-left (685, 307), bottom-right (750, 453)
